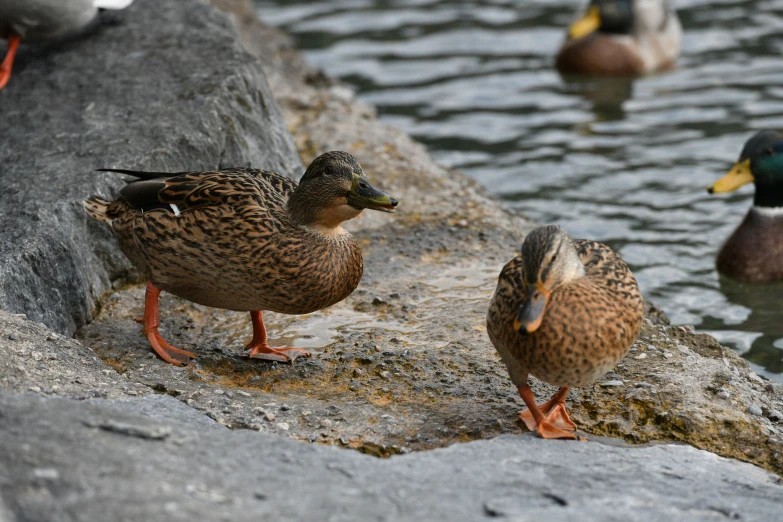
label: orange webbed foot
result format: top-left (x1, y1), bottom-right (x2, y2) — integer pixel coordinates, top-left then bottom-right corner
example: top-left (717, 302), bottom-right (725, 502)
top-left (145, 327), bottom-right (196, 366)
top-left (245, 343), bottom-right (311, 363)
top-left (520, 402), bottom-right (577, 432)
top-left (535, 420), bottom-right (583, 440)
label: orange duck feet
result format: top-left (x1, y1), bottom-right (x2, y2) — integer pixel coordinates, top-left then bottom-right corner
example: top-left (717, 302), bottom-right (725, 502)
top-left (243, 310), bottom-right (311, 363)
top-left (138, 281), bottom-right (195, 366)
top-left (144, 326), bottom-right (196, 366)
top-left (245, 343), bottom-right (311, 362)
top-left (0, 34), bottom-right (21, 91)
top-left (519, 402), bottom-right (577, 433)
top-left (518, 385), bottom-right (585, 440)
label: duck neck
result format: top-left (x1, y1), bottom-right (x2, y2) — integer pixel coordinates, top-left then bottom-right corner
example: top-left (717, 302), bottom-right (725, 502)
top-left (753, 186), bottom-right (783, 209)
top-left (287, 189), bottom-right (320, 227)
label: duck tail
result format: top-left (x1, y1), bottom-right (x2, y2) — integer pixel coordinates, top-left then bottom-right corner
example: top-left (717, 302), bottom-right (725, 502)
top-left (83, 196), bottom-right (113, 224)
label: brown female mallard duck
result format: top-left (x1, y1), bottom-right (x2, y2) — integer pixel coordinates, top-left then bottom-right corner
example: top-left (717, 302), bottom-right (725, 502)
top-left (707, 130), bottom-right (783, 283)
top-left (84, 151), bottom-right (398, 366)
top-left (0, 0), bottom-right (133, 90)
top-left (555, 0), bottom-right (682, 76)
top-left (486, 225), bottom-right (643, 439)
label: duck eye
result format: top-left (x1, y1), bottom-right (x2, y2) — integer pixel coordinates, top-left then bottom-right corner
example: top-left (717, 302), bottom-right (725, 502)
top-left (766, 148), bottom-right (776, 157)
top-left (324, 166), bottom-right (334, 175)
top-left (551, 254), bottom-right (557, 263)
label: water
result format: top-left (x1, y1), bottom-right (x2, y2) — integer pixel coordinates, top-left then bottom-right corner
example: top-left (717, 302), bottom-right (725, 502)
top-left (255, 0), bottom-right (783, 380)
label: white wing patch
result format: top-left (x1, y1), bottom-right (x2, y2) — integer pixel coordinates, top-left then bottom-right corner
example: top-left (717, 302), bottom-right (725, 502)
top-left (170, 204), bottom-right (181, 217)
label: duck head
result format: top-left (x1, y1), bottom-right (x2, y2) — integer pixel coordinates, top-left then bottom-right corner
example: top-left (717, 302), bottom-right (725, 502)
top-left (513, 225), bottom-right (586, 334)
top-left (568, 0), bottom-right (673, 40)
top-left (288, 151), bottom-right (398, 229)
top-left (568, 0), bottom-right (634, 39)
top-left (708, 130), bottom-right (783, 208)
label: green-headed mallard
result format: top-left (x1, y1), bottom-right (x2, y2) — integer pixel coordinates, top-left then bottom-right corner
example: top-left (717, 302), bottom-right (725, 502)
top-left (707, 130), bottom-right (783, 283)
top-left (487, 225), bottom-right (643, 439)
top-left (84, 151), bottom-right (398, 366)
top-left (555, 0), bottom-right (682, 77)
top-left (0, 0), bottom-right (133, 90)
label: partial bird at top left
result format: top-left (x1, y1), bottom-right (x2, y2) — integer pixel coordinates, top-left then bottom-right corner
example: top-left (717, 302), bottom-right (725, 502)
top-left (0, 0), bottom-right (134, 90)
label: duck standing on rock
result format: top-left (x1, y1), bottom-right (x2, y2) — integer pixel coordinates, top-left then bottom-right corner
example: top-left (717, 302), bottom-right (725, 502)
top-left (487, 225), bottom-right (643, 439)
top-left (84, 151), bottom-right (398, 366)
top-left (708, 130), bottom-right (783, 283)
top-left (0, 0), bottom-right (134, 90)
top-left (555, 0), bottom-right (682, 76)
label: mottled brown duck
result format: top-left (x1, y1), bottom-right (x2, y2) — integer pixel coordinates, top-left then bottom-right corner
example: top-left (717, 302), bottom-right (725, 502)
top-left (707, 130), bottom-right (783, 283)
top-left (84, 151), bottom-right (398, 366)
top-left (555, 0), bottom-right (681, 77)
top-left (486, 225), bottom-right (643, 439)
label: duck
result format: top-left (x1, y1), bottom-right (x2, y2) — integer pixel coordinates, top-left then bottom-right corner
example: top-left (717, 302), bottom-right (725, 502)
top-left (555, 0), bottom-right (682, 77)
top-left (0, 0), bottom-right (133, 90)
top-left (707, 130), bottom-right (783, 283)
top-left (486, 225), bottom-right (643, 439)
top-left (84, 151), bottom-right (398, 366)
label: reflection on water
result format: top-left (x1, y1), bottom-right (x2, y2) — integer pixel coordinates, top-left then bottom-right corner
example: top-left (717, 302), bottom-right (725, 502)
top-left (256, 0), bottom-right (783, 380)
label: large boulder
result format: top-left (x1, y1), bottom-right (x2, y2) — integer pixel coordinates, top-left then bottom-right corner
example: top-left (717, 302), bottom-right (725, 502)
top-left (2, 391), bottom-right (782, 522)
top-left (0, 0), bottom-right (301, 335)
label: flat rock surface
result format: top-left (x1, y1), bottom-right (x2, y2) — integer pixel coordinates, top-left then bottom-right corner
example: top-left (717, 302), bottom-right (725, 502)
top-left (2, 391), bottom-right (782, 522)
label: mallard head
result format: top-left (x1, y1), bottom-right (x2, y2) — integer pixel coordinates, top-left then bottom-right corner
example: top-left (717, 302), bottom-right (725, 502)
top-left (289, 151), bottom-right (398, 229)
top-left (568, 0), bottom-right (634, 40)
top-left (707, 130), bottom-right (783, 208)
top-left (513, 225), bottom-right (586, 334)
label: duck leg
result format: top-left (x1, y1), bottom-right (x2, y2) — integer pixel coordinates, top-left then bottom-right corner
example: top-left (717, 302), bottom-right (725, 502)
top-left (244, 311), bottom-right (311, 362)
top-left (518, 385), bottom-right (580, 440)
top-left (0, 34), bottom-right (21, 91)
top-left (518, 386), bottom-right (577, 432)
top-left (136, 282), bottom-right (196, 366)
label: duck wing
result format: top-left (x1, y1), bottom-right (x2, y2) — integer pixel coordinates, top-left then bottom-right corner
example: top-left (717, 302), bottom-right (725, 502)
top-left (97, 167), bottom-right (297, 214)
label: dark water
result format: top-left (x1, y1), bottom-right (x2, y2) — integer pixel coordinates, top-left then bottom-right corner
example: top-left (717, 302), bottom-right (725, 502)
top-left (255, 0), bottom-right (783, 380)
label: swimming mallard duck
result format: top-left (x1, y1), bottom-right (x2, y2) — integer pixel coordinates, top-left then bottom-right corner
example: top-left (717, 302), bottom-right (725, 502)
top-left (486, 225), bottom-right (643, 439)
top-left (84, 151), bottom-right (398, 366)
top-left (0, 0), bottom-right (133, 90)
top-left (555, 0), bottom-right (682, 76)
top-left (707, 130), bottom-right (783, 283)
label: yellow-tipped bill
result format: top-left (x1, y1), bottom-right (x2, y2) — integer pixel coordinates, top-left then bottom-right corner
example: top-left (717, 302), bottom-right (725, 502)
top-left (513, 283), bottom-right (550, 334)
top-left (568, 6), bottom-right (601, 40)
top-left (707, 159), bottom-right (754, 194)
top-left (347, 173), bottom-right (398, 213)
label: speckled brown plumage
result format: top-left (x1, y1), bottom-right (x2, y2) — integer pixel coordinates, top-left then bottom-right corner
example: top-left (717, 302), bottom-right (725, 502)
top-left (487, 225), bottom-right (643, 438)
top-left (84, 151), bottom-right (398, 365)
top-left (88, 168), bottom-right (362, 314)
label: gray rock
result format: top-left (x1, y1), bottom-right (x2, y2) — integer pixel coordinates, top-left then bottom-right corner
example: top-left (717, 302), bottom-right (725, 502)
top-left (748, 403), bottom-right (764, 416)
top-left (765, 409), bottom-right (783, 422)
top-left (0, 0), bottom-right (301, 335)
top-left (600, 380), bottom-right (624, 387)
top-left (1, 392), bottom-right (781, 522)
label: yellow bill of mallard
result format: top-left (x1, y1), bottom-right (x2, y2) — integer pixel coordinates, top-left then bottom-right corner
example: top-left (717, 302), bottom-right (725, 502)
top-left (568, 6), bottom-right (601, 40)
top-left (708, 159), bottom-right (754, 194)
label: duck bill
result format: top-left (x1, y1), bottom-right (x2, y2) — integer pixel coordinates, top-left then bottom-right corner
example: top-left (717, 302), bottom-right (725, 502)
top-left (568, 6), bottom-right (601, 40)
top-left (347, 174), bottom-right (398, 213)
top-left (707, 159), bottom-right (754, 194)
top-left (513, 283), bottom-right (550, 334)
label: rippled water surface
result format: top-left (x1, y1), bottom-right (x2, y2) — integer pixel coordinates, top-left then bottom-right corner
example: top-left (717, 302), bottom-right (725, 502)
top-left (256, 0), bottom-right (783, 379)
